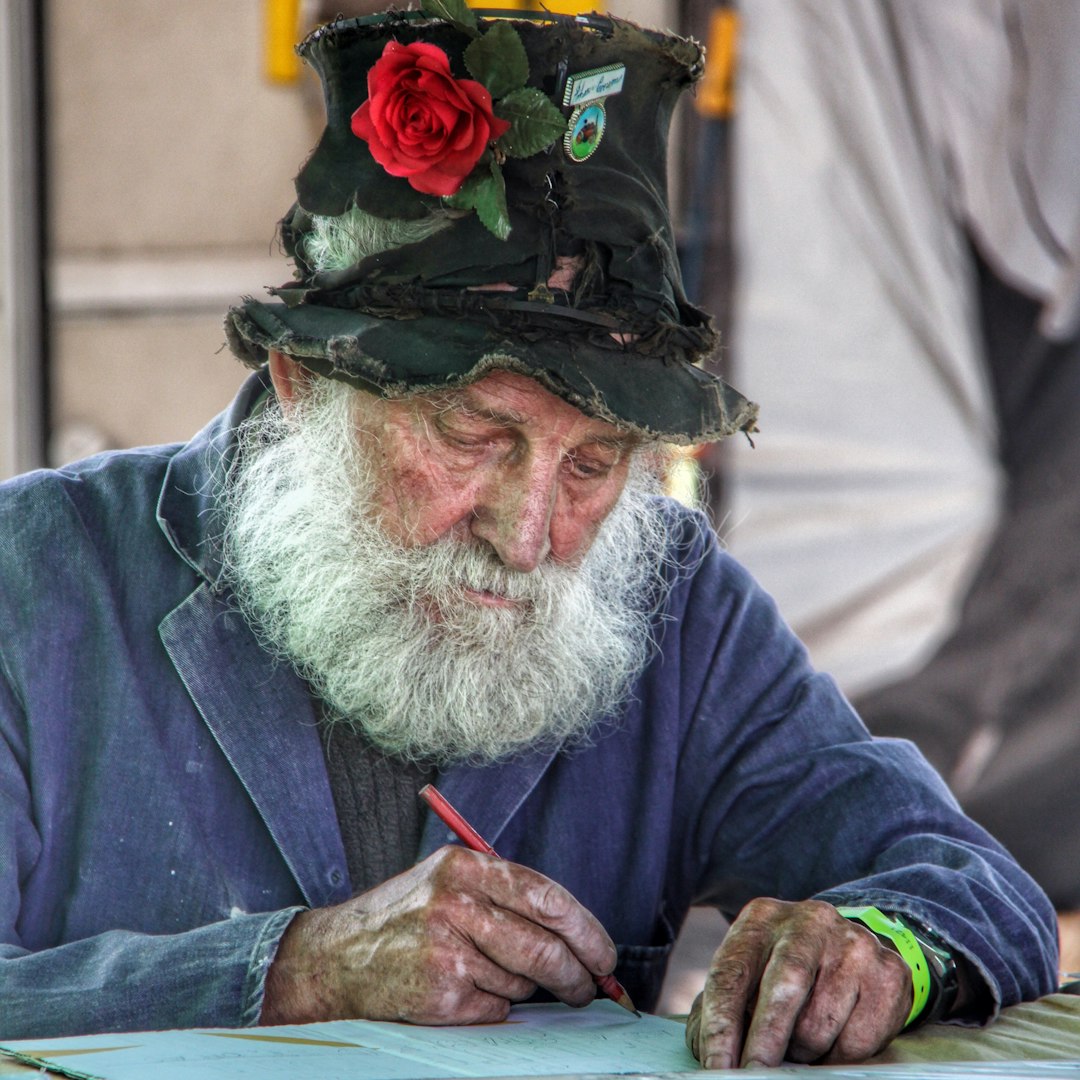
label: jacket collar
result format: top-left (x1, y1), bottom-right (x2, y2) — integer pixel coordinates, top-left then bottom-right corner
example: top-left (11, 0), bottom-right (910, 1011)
top-left (156, 368), bottom-right (272, 589)
top-left (159, 583), bottom-right (351, 908)
top-left (155, 370), bottom-right (353, 907)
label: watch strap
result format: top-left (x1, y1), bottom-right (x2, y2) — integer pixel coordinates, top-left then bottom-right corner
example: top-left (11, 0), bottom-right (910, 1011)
top-left (836, 905), bottom-right (931, 1028)
top-left (896, 914), bottom-right (960, 1025)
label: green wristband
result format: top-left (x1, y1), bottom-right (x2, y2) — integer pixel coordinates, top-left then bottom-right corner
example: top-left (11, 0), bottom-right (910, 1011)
top-left (837, 905), bottom-right (929, 1028)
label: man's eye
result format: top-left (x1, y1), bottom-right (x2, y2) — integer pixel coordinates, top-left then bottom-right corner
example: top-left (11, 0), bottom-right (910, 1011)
top-left (565, 453), bottom-right (615, 479)
top-left (441, 429), bottom-right (486, 448)
top-left (433, 418), bottom-right (491, 449)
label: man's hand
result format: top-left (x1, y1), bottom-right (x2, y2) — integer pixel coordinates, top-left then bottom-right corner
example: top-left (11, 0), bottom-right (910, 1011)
top-left (261, 845), bottom-right (617, 1026)
top-left (685, 898), bottom-right (912, 1069)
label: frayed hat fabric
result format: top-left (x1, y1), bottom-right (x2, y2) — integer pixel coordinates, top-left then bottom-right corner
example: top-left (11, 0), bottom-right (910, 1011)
top-left (226, 6), bottom-right (758, 443)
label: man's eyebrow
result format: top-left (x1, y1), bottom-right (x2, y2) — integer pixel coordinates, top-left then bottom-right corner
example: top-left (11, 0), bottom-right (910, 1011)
top-left (427, 390), bottom-right (525, 427)
top-left (426, 389), bottom-right (640, 450)
top-left (581, 431), bottom-right (640, 453)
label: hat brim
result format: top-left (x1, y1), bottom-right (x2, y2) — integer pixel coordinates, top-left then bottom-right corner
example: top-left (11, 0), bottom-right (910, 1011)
top-left (226, 298), bottom-right (758, 444)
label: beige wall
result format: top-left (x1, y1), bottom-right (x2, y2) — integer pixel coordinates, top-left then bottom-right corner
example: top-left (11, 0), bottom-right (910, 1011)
top-left (52, 315), bottom-right (260, 452)
top-left (51, 5), bottom-right (310, 254)
top-left (47, 2), bottom-right (316, 461)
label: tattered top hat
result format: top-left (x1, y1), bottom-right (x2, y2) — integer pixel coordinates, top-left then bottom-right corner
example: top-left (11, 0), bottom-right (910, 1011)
top-left (226, 2), bottom-right (758, 443)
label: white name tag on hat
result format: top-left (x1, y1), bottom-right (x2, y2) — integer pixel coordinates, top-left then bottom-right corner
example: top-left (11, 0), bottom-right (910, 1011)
top-left (563, 64), bottom-right (626, 107)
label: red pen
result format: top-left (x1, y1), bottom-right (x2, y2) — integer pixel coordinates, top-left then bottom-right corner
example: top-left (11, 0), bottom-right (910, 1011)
top-left (419, 783), bottom-right (640, 1017)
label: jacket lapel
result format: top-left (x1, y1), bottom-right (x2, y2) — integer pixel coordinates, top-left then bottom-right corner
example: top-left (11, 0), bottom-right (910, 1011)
top-left (160, 584), bottom-right (350, 909)
top-left (419, 746), bottom-right (561, 859)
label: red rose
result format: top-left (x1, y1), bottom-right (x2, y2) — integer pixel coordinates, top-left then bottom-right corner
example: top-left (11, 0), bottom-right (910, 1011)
top-left (351, 40), bottom-right (510, 198)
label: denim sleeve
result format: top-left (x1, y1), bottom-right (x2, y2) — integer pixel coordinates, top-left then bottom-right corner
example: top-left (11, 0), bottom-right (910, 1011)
top-left (674, 539), bottom-right (1059, 1017)
top-left (0, 652), bottom-right (302, 1039)
top-left (0, 910), bottom-right (301, 1040)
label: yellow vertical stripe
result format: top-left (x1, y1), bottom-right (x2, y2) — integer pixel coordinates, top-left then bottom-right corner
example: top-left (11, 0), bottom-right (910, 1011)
top-left (696, 7), bottom-right (738, 119)
top-left (265, 0), bottom-right (302, 84)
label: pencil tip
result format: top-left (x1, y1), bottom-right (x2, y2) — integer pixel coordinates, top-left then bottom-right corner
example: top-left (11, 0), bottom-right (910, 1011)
top-left (596, 973), bottom-right (639, 1016)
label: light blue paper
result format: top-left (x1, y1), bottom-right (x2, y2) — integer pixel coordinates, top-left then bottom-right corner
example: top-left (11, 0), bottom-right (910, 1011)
top-left (0, 1001), bottom-right (698, 1080)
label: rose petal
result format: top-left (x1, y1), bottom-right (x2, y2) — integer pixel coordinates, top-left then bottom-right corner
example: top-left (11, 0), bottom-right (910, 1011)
top-left (456, 77), bottom-right (494, 110)
top-left (426, 96), bottom-right (461, 131)
top-left (350, 101), bottom-right (374, 140)
top-left (352, 39), bottom-right (511, 198)
top-left (407, 41), bottom-right (455, 72)
top-left (408, 164), bottom-right (470, 197)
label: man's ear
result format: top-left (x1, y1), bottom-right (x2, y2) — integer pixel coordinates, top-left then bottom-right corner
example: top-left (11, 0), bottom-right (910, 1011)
top-left (267, 350), bottom-right (316, 415)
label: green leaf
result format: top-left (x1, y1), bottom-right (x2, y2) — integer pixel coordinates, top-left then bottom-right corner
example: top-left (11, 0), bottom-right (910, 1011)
top-left (464, 22), bottom-right (529, 98)
top-left (420, 0), bottom-right (478, 36)
top-left (445, 160), bottom-right (511, 240)
top-left (475, 165), bottom-right (510, 241)
top-left (495, 87), bottom-right (566, 159)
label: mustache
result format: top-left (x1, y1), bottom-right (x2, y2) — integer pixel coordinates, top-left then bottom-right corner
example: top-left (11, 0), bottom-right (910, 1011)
top-left (393, 537), bottom-right (577, 609)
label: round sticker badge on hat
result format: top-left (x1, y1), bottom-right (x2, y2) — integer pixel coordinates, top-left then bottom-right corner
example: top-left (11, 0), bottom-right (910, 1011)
top-left (561, 63), bottom-right (625, 163)
top-left (566, 103), bottom-right (605, 161)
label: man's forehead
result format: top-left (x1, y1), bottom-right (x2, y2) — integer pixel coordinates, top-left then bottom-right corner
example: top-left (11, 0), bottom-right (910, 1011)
top-left (413, 373), bottom-right (641, 448)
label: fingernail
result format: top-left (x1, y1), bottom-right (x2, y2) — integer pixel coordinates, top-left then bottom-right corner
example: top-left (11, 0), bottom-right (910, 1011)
top-left (702, 1054), bottom-right (732, 1070)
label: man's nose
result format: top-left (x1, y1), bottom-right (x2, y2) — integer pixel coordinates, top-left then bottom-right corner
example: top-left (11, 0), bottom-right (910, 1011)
top-left (470, 455), bottom-right (558, 572)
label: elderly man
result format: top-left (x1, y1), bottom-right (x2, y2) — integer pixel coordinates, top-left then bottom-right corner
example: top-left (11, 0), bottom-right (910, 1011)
top-left (0, 5), bottom-right (1057, 1068)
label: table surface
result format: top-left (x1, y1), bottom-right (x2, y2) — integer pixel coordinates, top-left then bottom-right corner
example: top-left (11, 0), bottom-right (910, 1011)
top-left (5, 995), bottom-right (1080, 1079)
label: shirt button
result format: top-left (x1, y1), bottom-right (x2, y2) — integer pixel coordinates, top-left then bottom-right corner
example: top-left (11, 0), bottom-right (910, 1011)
top-left (330, 869), bottom-right (343, 886)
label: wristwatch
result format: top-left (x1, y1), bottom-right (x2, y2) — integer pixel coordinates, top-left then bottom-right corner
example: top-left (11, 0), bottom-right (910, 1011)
top-left (899, 914), bottom-right (960, 1025)
top-left (837, 906), bottom-right (959, 1027)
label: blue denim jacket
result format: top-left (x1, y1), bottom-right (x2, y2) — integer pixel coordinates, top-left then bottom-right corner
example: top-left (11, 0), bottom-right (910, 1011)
top-left (0, 373), bottom-right (1058, 1038)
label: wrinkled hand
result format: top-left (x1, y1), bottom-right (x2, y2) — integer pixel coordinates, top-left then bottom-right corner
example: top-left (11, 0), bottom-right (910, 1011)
top-left (261, 845), bottom-right (617, 1026)
top-left (686, 898), bottom-right (912, 1069)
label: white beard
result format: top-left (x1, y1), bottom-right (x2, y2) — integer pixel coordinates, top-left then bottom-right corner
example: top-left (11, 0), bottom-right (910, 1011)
top-left (219, 378), bottom-right (671, 765)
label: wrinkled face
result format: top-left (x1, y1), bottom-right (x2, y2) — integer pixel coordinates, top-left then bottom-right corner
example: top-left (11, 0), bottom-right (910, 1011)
top-left (338, 368), bottom-right (638, 574)
top-left (229, 357), bottom-right (667, 763)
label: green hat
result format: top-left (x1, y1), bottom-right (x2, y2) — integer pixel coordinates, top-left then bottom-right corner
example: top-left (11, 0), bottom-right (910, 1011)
top-left (226, 4), bottom-right (758, 443)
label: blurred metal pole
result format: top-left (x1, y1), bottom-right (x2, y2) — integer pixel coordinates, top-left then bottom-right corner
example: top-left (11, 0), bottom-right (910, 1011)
top-left (676, 1), bottom-right (739, 528)
top-left (0, 0), bottom-right (47, 480)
